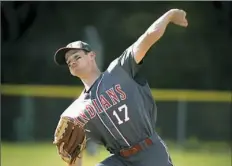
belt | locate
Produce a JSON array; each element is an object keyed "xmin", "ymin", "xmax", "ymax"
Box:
[{"xmin": 119, "ymin": 137, "xmax": 153, "ymax": 157}]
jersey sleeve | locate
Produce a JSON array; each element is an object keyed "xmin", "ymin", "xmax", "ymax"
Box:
[{"xmin": 117, "ymin": 44, "xmax": 143, "ymax": 77}]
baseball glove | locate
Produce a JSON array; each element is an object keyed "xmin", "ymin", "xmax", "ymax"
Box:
[{"xmin": 53, "ymin": 116, "xmax": 87, "ymax": 164}]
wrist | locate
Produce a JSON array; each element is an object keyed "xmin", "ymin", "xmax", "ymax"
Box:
[{"xmin": 166, "ymin": 9, "xmax": 176, "ymax": 23}]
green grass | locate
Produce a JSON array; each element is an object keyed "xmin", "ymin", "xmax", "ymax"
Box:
[{"xmin": 1, "ymin": 142, "xmax": 231, "ymax": 166}]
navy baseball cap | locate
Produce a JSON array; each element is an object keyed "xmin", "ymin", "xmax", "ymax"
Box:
[{"xmin": 54, "ymin": 41, "xmax": 92, "ymax": 65}]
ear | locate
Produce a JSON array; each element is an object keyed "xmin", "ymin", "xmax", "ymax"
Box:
[{"xmin": 89, "ymin": 51, "xmax": 96, "ymax": 60}]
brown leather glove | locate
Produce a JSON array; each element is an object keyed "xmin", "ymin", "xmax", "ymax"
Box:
[{"xmin": 53, "ymin": 116, "xmax": 87, "ymax": 165}]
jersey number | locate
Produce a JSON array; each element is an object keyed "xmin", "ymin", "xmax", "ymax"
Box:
[{"xmin": 113, "ymin": 104, "xmax": 130, "ymax": 125}]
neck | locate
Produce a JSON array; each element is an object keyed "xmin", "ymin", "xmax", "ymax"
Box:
[{"xmin": 81, "ymin": 69, "xmax": 101, "ymax": 91}]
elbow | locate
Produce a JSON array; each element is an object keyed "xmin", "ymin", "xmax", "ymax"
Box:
[
  {"xmin": 145, "ymin": 28, "xmax": 165, "ymax": 44},
  {"xmin": 134, "ymin": 30, "xmax": 162, "ymax": 55},
  {"xmin": 133, "ymin": 28, "xmax": 165, "ymax": 63}
]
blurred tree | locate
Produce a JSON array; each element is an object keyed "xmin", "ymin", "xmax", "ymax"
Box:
[
  {"xmin": 1, "ymin": 2, "xmax": 231, "ymax": 142},
  {"xmin": 1, "ymin": 1, "xmax": 231, "ymax": 90}
]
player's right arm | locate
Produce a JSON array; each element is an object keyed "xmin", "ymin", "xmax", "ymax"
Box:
[
  {"xmin": 133, "ymin": 9, "xmax": 188, "ymax": 64},
  {"xmin": 113, "ymin": 9, "xmax": 188, "ymax": 78}
]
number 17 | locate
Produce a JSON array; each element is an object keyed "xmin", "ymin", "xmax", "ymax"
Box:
[{"xmin": 113, "ymin": 104, "xmax": 130, "ymax": 125}]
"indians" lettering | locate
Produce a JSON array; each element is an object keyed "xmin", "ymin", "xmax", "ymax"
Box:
[{"xmin": 74, "ymin": 84, "xmax": 127, "ymax": 127}]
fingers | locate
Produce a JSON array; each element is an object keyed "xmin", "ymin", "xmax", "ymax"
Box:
[
  {"xmin": 181, "ymin": 18, "xmax": 188, "ymax": 27},
  {"xmin": 170, "ymin": 8, "xmax": 188, "ymax": 27},
  {"xmin": 179, "ymin": 10, "xmax": 188, "ymax": 27},
  {"xmin": 180, "ymin": 21, "xmax": 188, "ymax": 27},
  {"xmin": 173, "ymin": 17, "xmax": 188, "ymax": 27}
]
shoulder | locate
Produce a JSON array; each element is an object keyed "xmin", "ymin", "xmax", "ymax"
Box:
[
  {"xmin": 106, "ymin": 45, "xmax": 134, "ymax": 72},
  {"xmin": 106, "ymin": 58, "xmax": 120, "ymax": 73}
]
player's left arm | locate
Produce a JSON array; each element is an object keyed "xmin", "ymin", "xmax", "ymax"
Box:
[{"xmin": 133, "ymin": 9, "xmax": 188, "ymax": 64}]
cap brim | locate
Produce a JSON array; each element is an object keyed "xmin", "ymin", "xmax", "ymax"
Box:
[{"xmin": 54, "ymin": 47, "xmax": 78, "ymax": 65}]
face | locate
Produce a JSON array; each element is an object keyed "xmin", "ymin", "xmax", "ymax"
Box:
[{"xmin": 65, "ymin": 49, "xmax": 95, "ymax": 78}]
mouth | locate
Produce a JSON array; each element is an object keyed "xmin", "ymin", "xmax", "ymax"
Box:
[{"xmin": 71, "ymin": 66, "xmax": 78, "ymax": 71}]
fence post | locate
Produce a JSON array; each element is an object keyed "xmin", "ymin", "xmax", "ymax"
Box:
[
  {"xmin": 84, "ymin": 25, "xmax": 104, "ymax": 70},
  {"xmin": 15, "ymin": 96, "xmax": 35, "ymax": 142},
  {"xmin": 176, "ymin": 99, "xmax": 187, "ymax": 147}
]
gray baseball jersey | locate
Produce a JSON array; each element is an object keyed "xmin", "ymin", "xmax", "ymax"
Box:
[{"xmin": 62, "ymin": 44, "xmax": 173, "ymax": 166}]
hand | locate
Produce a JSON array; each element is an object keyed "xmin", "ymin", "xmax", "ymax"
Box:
[{"xmin": 169, "ymin": 9, "xmax": 188, "ymax": 27}]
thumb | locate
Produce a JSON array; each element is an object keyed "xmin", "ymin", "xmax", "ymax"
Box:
[{"xmin": 181, "ymin": 21, "xmax": 188, "ymax": 27}]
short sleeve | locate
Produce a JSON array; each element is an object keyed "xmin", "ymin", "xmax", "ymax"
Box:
[{"xmin": 117, "ymin": 44, "xmax": 143, "ymax": 77}]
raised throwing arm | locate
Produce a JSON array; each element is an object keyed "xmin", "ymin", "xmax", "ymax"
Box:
[{"xmin": 133, "ymin": 9, "xmax": 188, "ymax": 64}]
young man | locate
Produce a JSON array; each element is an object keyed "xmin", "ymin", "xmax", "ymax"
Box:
[{"xmin": 54, "ymin": 9, "xmax": 188, "ymax": 166}]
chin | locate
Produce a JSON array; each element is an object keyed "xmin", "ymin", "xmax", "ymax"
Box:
[
  {"xmin": 72, "ymin": 71, "xmax": 82, "ymax": 78},
  {"xmin": 71, "ymin": 72, "xmax": 79, "ymax": 77}
]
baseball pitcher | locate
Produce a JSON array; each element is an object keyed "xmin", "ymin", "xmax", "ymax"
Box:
[{"xmin": 53, "ymin": 9, "xmax": 188, "ymax": 166}]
